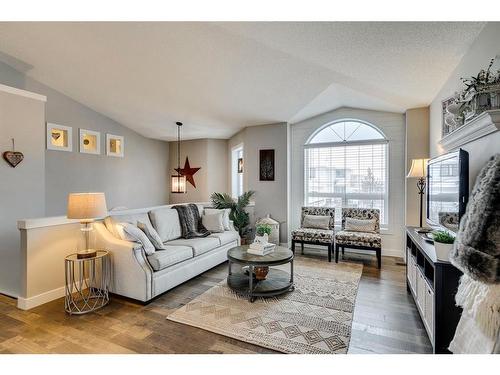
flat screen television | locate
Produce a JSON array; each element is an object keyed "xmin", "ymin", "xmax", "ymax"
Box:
[{"xmin": 426, "ymin": 149, "xmax": 469, "ymax": 233}]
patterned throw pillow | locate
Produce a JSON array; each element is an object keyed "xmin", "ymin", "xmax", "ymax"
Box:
[
  {"xmin": 302, "ymin": 214, "xmax": 330, "ymax": 230},
  {"xmin": 137, "ymin": 221, "xmax": 166, "ymax": 250},
  {"xmin": 116, "ymin": 222, "xmax": 156, "ymax": 255},
  {"xmin": 345, "ymin": 218, "xmax": 376, "ymax": 233},
  {"xmin": 202, "ymin": 213, "xmax": 225, "ymax": 233}
]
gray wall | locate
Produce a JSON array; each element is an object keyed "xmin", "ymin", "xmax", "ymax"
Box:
[
  {"xmin": 429, "ymin": 23, "xmax": 500, "ymax": 188},
  {"xmin": 0, "ymin": 61, "xmax": 170, "ymax": 215},
  {"xmin": 0, "ymin": 88, "xmax": 46, "ymax": 297},
  {"xmin": 228, "ymin": 123, "xmax": 288, "ymax": 243}
]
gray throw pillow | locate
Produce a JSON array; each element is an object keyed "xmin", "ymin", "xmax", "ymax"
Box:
[
  {"xmin": 204, "ymin": 208, "xmax": 231, "ymax": 230},
  {"xmin": 345, "ymin": 218, "xmax": 376, "ymax": 233},
  {"xmin": 303, "ymin": 214, "xmax": 330, "ymax": 230},
  {"xmin": 202, "ymin": 213, "xmax": 225, "ymax": 233},
  {"xmin": 116, "ymin": 222, "xmax": 156, "ymax": 255},
  {"xmin": 138, "ymin": 221, "xmax": 166, "ymax": 250}
]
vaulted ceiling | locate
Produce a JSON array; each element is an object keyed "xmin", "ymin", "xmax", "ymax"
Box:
[{"xmin": 0, "ymin": 22, "xmax": 486, "ymax": 140}]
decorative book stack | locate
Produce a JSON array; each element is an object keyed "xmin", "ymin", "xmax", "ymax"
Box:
[{"xmin": 247, "ymin": 242, "xmax": 275, "ymax": 256}]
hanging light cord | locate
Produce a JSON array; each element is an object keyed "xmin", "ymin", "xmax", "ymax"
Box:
[{"xmin": 176, "ymin": 122, "xmax": 183, "ymax": 177}]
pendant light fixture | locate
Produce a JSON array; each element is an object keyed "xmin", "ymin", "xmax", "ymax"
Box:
[{"xmin": 171, "ymin": 121, "xmax": 187, "ymax": 193}]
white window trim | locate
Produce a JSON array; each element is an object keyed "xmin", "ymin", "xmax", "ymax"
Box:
[{"xmin": 231, "ymin": 143, "xmax": 244, "ymax": 198}]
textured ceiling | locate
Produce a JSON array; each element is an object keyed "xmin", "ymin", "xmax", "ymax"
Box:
[{"xmin": 0, "ymin": 22, "xmax": 486, "ymax": 140}]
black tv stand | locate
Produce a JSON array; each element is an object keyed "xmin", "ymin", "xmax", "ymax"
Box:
[{"xmin": 405, "ymin": 226, "xmax": 462, "ymax": 354}]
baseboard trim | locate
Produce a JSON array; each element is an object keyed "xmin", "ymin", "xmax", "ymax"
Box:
[{"xmin": 17, "ymin": 286, "xmax": 66, "ymax": 310}]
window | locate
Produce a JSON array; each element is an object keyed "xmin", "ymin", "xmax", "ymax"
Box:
[
  {"xmin": 304, "ymin": 120, "xmax": 388, "ymax": 226},
  {"xmin": 231, "ymin": 145, "xmax": 244, "ymax": 198}
]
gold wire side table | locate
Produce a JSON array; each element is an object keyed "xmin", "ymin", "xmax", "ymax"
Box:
[{"xmin": 64, "ymin": 250, "xmax": 110, "ymax": 315}]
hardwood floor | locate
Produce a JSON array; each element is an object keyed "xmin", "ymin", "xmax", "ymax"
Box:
[{"xmin": 0, "ymin": 250, "xmax": 432, "ymax": 354}]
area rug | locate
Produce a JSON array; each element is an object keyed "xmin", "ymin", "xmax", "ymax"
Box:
[{"xmin": 167, "ymin": 257, "xmax": 363, "ymax": 354}]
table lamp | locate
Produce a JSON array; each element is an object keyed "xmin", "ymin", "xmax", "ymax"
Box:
[
  {"xmin": 67, "ymin": 192, "xmax": 108, "ymax": 259},
  {"xmin": 406, "ymin": 158, "xmax": 429, "ymax": 228}
]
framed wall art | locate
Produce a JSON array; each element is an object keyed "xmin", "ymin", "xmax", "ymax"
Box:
[
  {"xmin": 106, "ymin": 134, "xmax": 124, "ymax": 157},
  {"xmin": 259, "ymin": 149, "xmax": 275, "ymax": 181},
  {"xmin": 46, "ymin": 123, "xmax": 73, "ymax": 152},
  {"xmin": 79, "ymin": 129, "xmax": 101, "ymax": 155}
]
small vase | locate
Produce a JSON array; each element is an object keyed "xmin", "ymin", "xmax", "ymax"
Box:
[
  {"xmin": 434, "ymin": 242, "xmax": 453, "ymax": 261},
  {"xmin": 254, "ymin": 233, "xmax": 269, "ymax": 245},
  {"xmin": 254, "ymin": 266, "xmax": 269, "ymax": 280}
]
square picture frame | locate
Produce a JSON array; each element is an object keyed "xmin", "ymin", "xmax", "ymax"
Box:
[
  {"xmin": 79, "ymin": 129, "xmax": 101, "ymax": 155},
  {"xmin": 46, "ymin": 123, "xmax": 73, "ymax": 152},
  {"xmin": 106, "ymin": 134, "xmax": 124, "ymax": 157}
]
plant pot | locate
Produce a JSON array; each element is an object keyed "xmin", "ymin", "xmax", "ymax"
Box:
[
  {"xmin": 254, "ymin": 266, "xmax": 269, "ymax": 280},
  {"xmin": 434, "ymin": 242, "xmax": 454, "ymax": 261},
  {"xmin": 254, "ymin": 233, "xmax": 269, "ymax": 245},
  {"xmin": 240, "ymin": 237, "xmax": 247, "ymax": 245}
]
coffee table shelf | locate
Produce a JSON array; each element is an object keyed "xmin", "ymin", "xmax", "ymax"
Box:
[{"xmin": 227, "ymin": 245, "xmax": 294, "ymax": 302}]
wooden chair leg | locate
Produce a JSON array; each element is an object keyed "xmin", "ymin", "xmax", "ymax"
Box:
[
  {"xmin": 301, "ymin": 242, "xmax": 304, "ymax": 255},
  {"xmin": 291, "ymin": 240, "xmax": 295, "ymax": 254},
  {"xmin": 328, "ymin": 243, "xmax": 332, "ymax": 262},
  {"xmin": 342, "ymin": 246, "xmax": 345, "ymax": 256},
  {"xmin": 335, "ymin": 244, "xmax": 339, "ymax": 263},
  {"xmin": 376, "ymin": 248, "xmax": 381, "ymax": 269}
]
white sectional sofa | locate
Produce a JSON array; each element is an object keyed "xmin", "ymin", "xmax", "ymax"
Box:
[{"xmin": 93, "ymin": 204, "xmax": 240, "ymax": 302}]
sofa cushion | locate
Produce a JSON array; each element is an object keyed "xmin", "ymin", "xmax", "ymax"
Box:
[
  {"xmin": 149, "ymin": 208, "xmax": 182, "ymax": 242},
  {"xmin": 166, "ymin": 237, "xmax": 220, "ymax": 257},
  {"xmin": 209, "ymin": 231, "xmax": 240, "ymax": 246},
  {"xmin": 147, "ymin": 246, "xmax": 193, "ymax": 271}
]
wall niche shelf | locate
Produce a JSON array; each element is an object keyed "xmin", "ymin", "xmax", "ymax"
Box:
[{"xmin": 439, "ymin": 109, "xmax": 500, "ymax": 151}]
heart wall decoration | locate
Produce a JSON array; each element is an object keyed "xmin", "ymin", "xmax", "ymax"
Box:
[{"xmin": 2, "ymin": 139, "xmax": 24, "ymax": 168}]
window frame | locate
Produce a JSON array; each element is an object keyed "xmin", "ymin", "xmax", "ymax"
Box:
[
  {"xmin": 303, "ymin": 119, "xmax": 390, "ymax": 229},
  {"xmin": 231, "ymin": 143, "xmax": 244, "ymax": 198}
]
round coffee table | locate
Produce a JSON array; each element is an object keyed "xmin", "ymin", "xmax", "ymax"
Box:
[{"xmin": 227, "ymin": 245, "xmax": 294, "ymax": 302}]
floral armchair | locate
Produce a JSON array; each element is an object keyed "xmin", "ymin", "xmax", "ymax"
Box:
[
  {"xmin": 291, "ymin": 206, "xmax": 335, "ymax": 262},
  {"xmin": 334, "ymin": 208, "xmax": 381, "ymax": 268}
]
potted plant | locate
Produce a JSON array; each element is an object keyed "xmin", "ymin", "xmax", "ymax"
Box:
[
  {"xmin": 432, "ymin": 230, "xmax": 455, "ymax": 261},
  {"xmin": 255, "ymin": 223, "xmax": 272, "ymax": 244},
  {"xmin": 210, "ymin": 191, "xmax": 255, "ymax": 244}
]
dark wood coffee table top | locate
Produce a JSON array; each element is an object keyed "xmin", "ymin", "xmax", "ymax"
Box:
[{"xmin": 227, "ymin": 245, "xmax": 293, "ymax": 266}]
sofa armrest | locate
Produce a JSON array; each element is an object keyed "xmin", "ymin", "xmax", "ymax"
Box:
[{"xmin": 94, "ymin": 222, "xmax": 153, "ymax": 301}]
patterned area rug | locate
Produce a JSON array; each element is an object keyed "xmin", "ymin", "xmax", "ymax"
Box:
[{"xmin": 167, "ymin": 257, "xmax": 363, "ymax": 354}]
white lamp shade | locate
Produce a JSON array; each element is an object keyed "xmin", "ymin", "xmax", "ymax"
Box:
[
  {"xmin": 407, "ymin": 158, "xmax": 429, "ymax": 178},
  {"xmin": 67, "ymin": 192, "xmax": 108, "ymax": 220},
  {"xmin": 171, "ymin": 175, "xmax": 187, "ymax": 193}
]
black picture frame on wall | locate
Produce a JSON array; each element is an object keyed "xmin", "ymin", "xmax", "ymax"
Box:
[{"xmin": 259, "ymin": 149, "xmax": 275, "ymax": 181}]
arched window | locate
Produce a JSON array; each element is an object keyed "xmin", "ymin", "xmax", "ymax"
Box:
[{"xmin": 304, "ymin": 120, "xmax": 388, "ymax": 225}]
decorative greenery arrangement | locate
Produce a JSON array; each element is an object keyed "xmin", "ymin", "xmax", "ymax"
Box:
[
  {"xmin": 446, "ymin": 58, "xmax": 500, "ymax": 127},
  {"xmin": 210, "ymin": 191, "xmax": 255, "ymax": 237},
  {"xmin": 432, "ymin": 230, "xmax": 455, "ymax": 244},
  {"xmin": 256, "ymin": 223, "xmax": 272, "ymax": 237}
]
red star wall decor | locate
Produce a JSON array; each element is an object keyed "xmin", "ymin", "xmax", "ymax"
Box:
[{"xmin": 175, "ymin": 157, "xmax": 201, "ymax": 188}]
